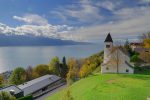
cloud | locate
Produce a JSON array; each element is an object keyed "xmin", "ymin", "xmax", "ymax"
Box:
[
  {"xmin": 63, "ymin": 6, "xmax": 150, "ymax": 41},
  {"xmin": 96, "ymin": 1, "xmax": 116, "ymax": 11},
  {"xmin": 51, "ymin": 0, "xmax": 102, "ymax": 23},
  {"xmin": 13, "ymin": 14, "xmax": 48, "ymax": 25},
  {"xmin": 0, "ymin": 23, "xmax": 76, "ymax": 40},
  {"xmin": 1, "ymin": 1, "xmax": 150, "ymax": 42},
  {"xmin": 140, "ymin": 0, "xmax": 150, "ymax": 3}
]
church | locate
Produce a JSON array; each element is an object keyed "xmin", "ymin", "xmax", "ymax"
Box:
[{"xmin": 101, "ymin": 33, "xmax": 134, "ymax": 74}]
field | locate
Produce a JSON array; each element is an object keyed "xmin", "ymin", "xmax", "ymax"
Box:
[{"xmin": 46, "ymin": 74, "xmax": 150, "ymax": 100}]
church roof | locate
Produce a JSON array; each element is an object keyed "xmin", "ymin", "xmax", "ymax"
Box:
[{"xmin": 104, "ymin": 33, "xmax": 113, "ymax": 42}]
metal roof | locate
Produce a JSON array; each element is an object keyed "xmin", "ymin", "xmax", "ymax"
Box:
[
  {"xmin": 0, "ymin": 85, "xmax": 23, "ymax": 94},
  {"xmin": 18, "ymin": 75, "xmax": 61, "ymax": 96}
]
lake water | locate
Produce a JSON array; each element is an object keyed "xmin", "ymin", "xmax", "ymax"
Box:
[{"xmin": 0, "ymin": 44, "xmax": 103, "ymax": 73}]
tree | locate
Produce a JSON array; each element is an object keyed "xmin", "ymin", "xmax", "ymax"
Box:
[
  {"xmin": 49, "ymin": 56, "xmax": 60, "ymax": 75},
  {"xmin": 142, "ymin": 32, "xmax": 150, "ymax": 48},
  {"xmin": 61, "ymin": 89, "xmax": 74, "ymax": 100},
  {"xmin": 9, "ymin": 67, "xmax": 26, "ymax": 85},
  {"xmin": 79, "ymin": 60, "xmax": 97, "ymax": 78},
  {"xmin": 33, "ymin": 64, "xmax": 50, "ymax": 78},
  {"xmin": 26, "ymin": 66, "xmax": 33, "ymax": 81},
  {"xmin": 124, "ymin": 39, "xmax": 130, "ymax": 49},
  {"xmin": 0, "ymin": 75, "xmax": 4, "ymax": 87},
  {"xmin": 79, "ymin": 64, "xmax": 89, "ymax": 78},
  {"xmin": 144, "ymin": 39, "xmax": 150, "ymax": 48},
  {"xmin": 108, "ymin": 46, "xmax": 123, "ymax": 73},
  {"xmin": 139, "ymin": 51, "xmax": 150, "ymax": 63},
  {"xmin": 59, "ymin": 56, "xmax": 68, "ymax": 78},
  {"xmin": 67, "ymin": 58, "xmax": 79, "ymax": 85},
  {"xmin": 0, "ymin": 91, "xmax": 16, "ymax": 100},
  {"xmin": 62, "ymin": 56, "xmax": 67, "ymax": 66}
]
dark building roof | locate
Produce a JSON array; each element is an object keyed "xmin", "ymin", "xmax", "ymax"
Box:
[{"xmin": 104, "ymin": 33, "xmax": 113, "ymax": 42}]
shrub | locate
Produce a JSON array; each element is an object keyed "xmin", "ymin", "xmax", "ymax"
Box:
[
  {"xmin": 0, "ymin": 91, "xmax": 16, "ymax": 100},
  {"xmin": 130, "ymin": 55, "xmax": 139, "ymax": 62},
  {"xmin": 17, "ymin": 95, "xmax": 33, "ymax": 100}
]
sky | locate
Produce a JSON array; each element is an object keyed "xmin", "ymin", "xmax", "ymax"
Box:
[{"xmin": 0, "ymin": 0, "xmax": 150, "ymax": 42}]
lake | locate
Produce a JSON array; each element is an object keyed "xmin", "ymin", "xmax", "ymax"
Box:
[{"xmin": 0, "ymin": 44, "xmax": 103, "ymax": 73}]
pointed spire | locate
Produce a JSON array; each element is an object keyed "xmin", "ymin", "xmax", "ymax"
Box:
[{"xmin": 104, "ymin": 33, "xmax": 113, "ymax": 42}]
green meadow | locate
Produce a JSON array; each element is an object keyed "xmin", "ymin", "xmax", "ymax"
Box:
[{"xmin": 47, "ymin": 74, "xmax": 150, "ymax": 100}]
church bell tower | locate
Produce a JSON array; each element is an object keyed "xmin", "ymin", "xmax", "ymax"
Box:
[{"xmin": 103, "ymin": 33, "xmax": 113, "ymax": 63}]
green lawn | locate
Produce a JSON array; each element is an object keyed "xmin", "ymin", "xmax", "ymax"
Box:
[{"xmin": 46, "ymin": 74, "xmax": 150, "ymax": 100}]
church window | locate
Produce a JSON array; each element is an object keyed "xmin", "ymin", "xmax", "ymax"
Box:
[
  {"xmin": 126, "ymin": 69, "xmax": 129, "ymax": 72},
  {"xmin": 106, "ymin": 45, "xmax": 110, "ymax": 48},
  {"xmin": 106, "ymin": 67, "xmax": 109, "ymax": 70}
]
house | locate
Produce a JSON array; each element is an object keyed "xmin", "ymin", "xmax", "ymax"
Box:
[
  {"xmin": 130, "ymin": 42, "xmax": 143, "ymax": 51},
  {"xmin": 18, "ymin": 75, "xmax": 65, "ymax": 98},
  {"xmin": 101, "ymin": 33, "xmax": 134, "ymax": 74},
  {"xmin": 0, "ymin": 85, "xmax": 23, "ymax": 99},
  {"xmin": 130, "ymin": 41, "xmax": 150, "ymax": 63}
]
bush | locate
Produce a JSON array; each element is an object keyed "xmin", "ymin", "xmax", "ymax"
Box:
[
  {"xmin": 130, "ymin": 55, "xmax": 139, "ymax": 62},
  {"xmin": 17, "ymin": 95, "xmax": 33, "ymax": 100},
  {"xmin": 0, "ymin": 91, "xmax": 16, "ymax": 100}
]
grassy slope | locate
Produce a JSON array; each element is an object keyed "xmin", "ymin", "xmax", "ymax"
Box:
[{"xmin": 47, "ymin": 74, "xmax": 150, "ymax": 100}]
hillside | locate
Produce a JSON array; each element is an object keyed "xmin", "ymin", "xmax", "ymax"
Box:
[{"xmin": 46, "ymin": 74, "xmax": 150, "ymax": 100}]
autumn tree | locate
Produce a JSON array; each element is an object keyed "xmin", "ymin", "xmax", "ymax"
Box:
[
  {"xmin": 9, "ymin": 67, "xmax": 26, "ymax": 85},
  {"xmin": 79, "ymin": 64, "xmax": 89, "ymax": 78},
  {"xmin": 33, "ymin": 64, "xmax": 50, "ymax": 78},
  {"xmin": 144, "ymin": 39, "xmax": 150, "ymax": 48},
  {"xmin": 61, "ymin": 89, "xmax": 74, "ymax": 100},
  {"xmin": 67, "ymin": 58, "xmax": 79, "ymax": 85},
  {"xmin": 26, "ymin": 66, "xmax": 33, "ymax": 81},
  {"xmin": 0, "ymin": 75, "xmax": 4, "ymax": 87},
  {"xmin": 142, "ymin": 32, "xmax": 150, "ymax": 48},
  {"xmin": 139, "ymin": 51, "xmax": 150, "ymax": 63},
  {"xmin": 79, "ymin": 61, "xmax": 98, "ymax": 78}
]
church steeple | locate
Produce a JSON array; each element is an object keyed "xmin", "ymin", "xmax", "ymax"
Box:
[
  {"xmin": 103, "ymin": 33, "xmax": 113, "ymax": 63},
  {"xmin": 104, "ymin": 33, "xmax": 113, "ymax": 42}
]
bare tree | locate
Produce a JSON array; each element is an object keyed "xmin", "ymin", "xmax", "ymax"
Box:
[
  {"xmin": 107, "ymin": 40, "xmax": 124, "ymax": 73},
  {"xmin": 108, "ymin": 46, "xmax": 123, "ymax": 73}
]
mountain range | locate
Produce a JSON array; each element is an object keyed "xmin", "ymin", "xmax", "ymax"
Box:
[{"xmin": 0, "ymin": 34, "xmax": 88, "ymax": 46}]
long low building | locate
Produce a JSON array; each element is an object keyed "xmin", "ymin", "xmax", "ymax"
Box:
[
  {"xmin": 18, "ymin": 74, "xmax": 65, "ymax": 98},
  {"xmin": 0, "ymin": 74, "xmax": 66, "ymax": 99}
]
